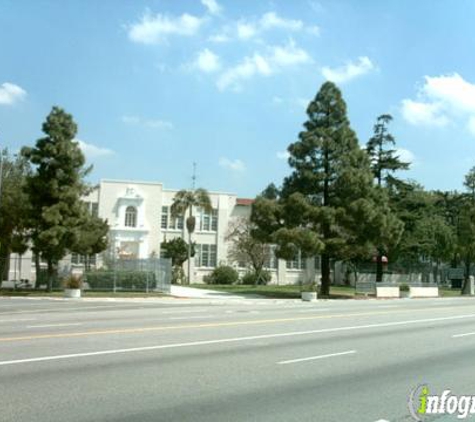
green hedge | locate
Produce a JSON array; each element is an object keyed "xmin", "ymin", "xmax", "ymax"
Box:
[
  {"xmin": 204, "ymin": 265, "xmax": 239, "ymax": 285},
  {"xmin": 85, "ymin": 271, "xmax": 157, "ymax": 290}
]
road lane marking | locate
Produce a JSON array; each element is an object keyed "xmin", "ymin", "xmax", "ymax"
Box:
[
  {"xmin": 161, "ymin": 309, "xmax": 209, "ymax": 315},
  {"xmin": 0, "ymin": 318, "xmax": 37, "ymax": 323},
  {"xmin": 1, "ymin": 307, "xmax": 474, "ymax": 343},
  {"xmin": 298, "ymin": 308, "xmax": 330, "ymax": 313},
  {"xmin": 452, "ymin": 331, "xmax": 475, "ymax": 338},
  {"xmin": 2, "ymin": 314, "xmax": 475, "ymax": 366},
  {"xmin": 277, "ymin": 350, "xmax": 356, "ymax": 365},
  {"xmin": 26, "ymin": 323, "xmax": 83, "ymax": 329},
  {"xmin": 168, "ymin": 316, "xmax": 214, "ymax": 321}
]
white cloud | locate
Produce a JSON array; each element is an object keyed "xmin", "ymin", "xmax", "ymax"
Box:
[
  {"xmin": 235, "ymin": 12, "xmax": 314, "ymax": 41},
  {"xmin": 0, "ymin": 82, "xmax": 27, "ymax": 105},
  {"xmin": 75, "ymin": 139, "xmax": 114, "ymax": 158},
  {"xmin": 122, "ymin": 115, "xmax": 173, "ymax": 129},
  {"xmin": 394, "ymin": 148, "xmax": 415, "ymax": 164},
  {"xmin": 401, "ymin": 73, "xmax": 475, "ymax": 134},
  {"xmin": 321, "ymin": 56, "xmax": 375, "ymax": 84},
  {"xmin": 145, "ymin": 119, "xmax": 174, "ymax": 129},
  {"xmin": 260, "ymin": 12, "xmax": 303, "ymax": 31},
  {"xmin": 194, "ymin": 48, "xmax": 221, "ymax": 73},
  {"xmin": 276, "ymin": 151, "xmax": 290, "ymax": 160},
  {"xmin": 400, "ymin": 100, "xmax": 449, "ymax": 127},
  {"xmin": 307, "ymin": 25, "xmax": 320, "ymax": 36},
  {"xmin": 217, "ymin": 41, "xmax": 311, "ymax": 91},
  {"xmin": 128, "ymin": 11, "xmax": 203, "ymax": 44},
  {"xmin": 201, "ymin": 0, "xmax": 222, "ymax": 15},
  {"xmin": 422, "ymin": 73, "xmax": 475, "ymax": 114},
  {"xmin": 219, "ymin": 157, "xmax": 246, "ymax": 171},
  {"xmin": 209, "ymin": 33, "xmax": 230, "ymax": 43},
  {"xmin": 270, "ymin": 40, "xmax": 311, "ymax": 66},
  {"xmin": 237, "ymin": 22, "xmax": 257, "ymax": 40}
]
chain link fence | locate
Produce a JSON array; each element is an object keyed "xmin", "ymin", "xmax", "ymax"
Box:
[{"xmin": 0, "ymin": 256, "xmax": 172, "ymax": 294}]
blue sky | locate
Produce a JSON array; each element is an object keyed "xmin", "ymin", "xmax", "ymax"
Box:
[{"xmin": 1, "ymin": 0, "xmax": 475, "ymax": 197}]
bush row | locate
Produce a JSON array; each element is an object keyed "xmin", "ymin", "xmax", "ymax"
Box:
[
  {"xmin": 203, "ymin": 265, "xmax": 271, "ymax": 285},
  {"xmin": 85, "ymin": 271, "xmax": 157, "ymax": 290}
]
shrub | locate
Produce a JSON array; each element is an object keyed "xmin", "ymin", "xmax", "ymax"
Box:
[
  {"xmin": 85, "ymin": 271, "xmax": 157, "ymax": 290},
  {"xmin": 399, "ymin": 283, "xmax": 410, "ymax": 292},
  {"xmin": 205, "ymin": 265, "xmax": 239, "ymax": 285},
  {"xmin": 241, "ymin": 270, "xmax": 272, "ymax": 285},
  {"xmin": 63, "ymin": 274, "xmax": 82, "ymax": 289}
]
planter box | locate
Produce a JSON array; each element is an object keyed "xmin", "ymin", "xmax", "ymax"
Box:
[
  {"xmin": 376, "ymin": 286, "xmax": 399, "ymax": 298},
  {"xmin": 400, "ymin": 291, "xmax": 410, "ymax": 298},
  {"xmin": 301, "ymin": 292, "xmax": 317, "ymax": 302},
  {"xmin": 64, "ymin": 288, "xmax": 81, "ymax": 299},
  {"xmin": 409, "ymin": 286, "xmax": 439, "ymax": 298}
]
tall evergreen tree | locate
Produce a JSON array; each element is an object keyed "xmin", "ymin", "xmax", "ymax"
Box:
[
  {"xmin": 366, "ymin": 114, "xmax": 408, "ymax": 281},
  {"xmin": 252, "ymin": 82, "xmax": 396, "ymax": 296},
  {"xmin": 0, "ymin": 149, "xmax": 31, "ymax": 281},
  {"xmin": 22, "ymin": 107, "xmax": 92, "ymax": 291}
]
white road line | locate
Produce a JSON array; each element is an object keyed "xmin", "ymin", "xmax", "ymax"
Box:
[
  {"xmin": 26, "ymin": 323, "xmax": 83, "ymax": 329},
  {"xmin": 452, "ymin": 331, "xmax": 475, "ymax": 338},
  {"xmin": 376, "ymin": 305, "xmax": 398, "ymax": 309},
  {"xmin": 0, "ymin": 318, "xmax": 37, "ymax": 323},
  {"xmin": 161, "ymin": 309, "xmax": 209, "ymax": 315},
  {"xmin": 298, "ymin": 308, "xmax": 330, "ymax": 313},
  {"xmin": 277, "ymin": 350, "xmax": 356, "ymax": 365},
  {"xmin": 168, "ymin": 316, "xmax": 214, "ymax": 321},
  {"xmin": 1, "ymin": 313, "xmax": 475, "ymax": 367}
]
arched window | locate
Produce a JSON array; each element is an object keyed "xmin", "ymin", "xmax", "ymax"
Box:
[{"xmin": 125, "ymin": 206, "xmax": 137, "ymax": 227}]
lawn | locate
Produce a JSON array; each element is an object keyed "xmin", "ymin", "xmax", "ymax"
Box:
[{"xmin": 190, "ymin": 284, "xmax": 356, "ymax": 299}]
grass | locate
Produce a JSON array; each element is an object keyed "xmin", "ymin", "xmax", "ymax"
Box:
[
  {"xmin": 190, "ymin": 284, "xmax": 357, "ymax": 299},
  {"xmin": 0, "ymin": 289, "xmax": 166, "ymax": 298}
]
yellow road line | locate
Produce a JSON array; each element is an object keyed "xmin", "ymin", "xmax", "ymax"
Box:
[{"xmin": 0, "ymin": 304, "xmax": 472, "ymax": 343}]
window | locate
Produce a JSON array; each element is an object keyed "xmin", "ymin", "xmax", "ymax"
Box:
[
  {"xmin": 161, "ymin": 206, "xmax": 168, "ymax": 229},
  {"xmin": 125, "ymin": 206, "xmax": 137, "ymax": 227},
  {"xmin": 71, "ymin": 253, "xmax": 96, "ymax": 266},
  {"xmin": 83, "ymin": 201, "xmax": 99, "ymax": 217},
  {"xmin": 264, "ymin": 246, "xmax": 278, "ymax": 270},
  {"xmin": 195, "ymin": 244, "xmax": 217, "ymax": 267},
  {"xmin": 200, "ymin": 209, "xmax": 218, "ymax": 231},
  {"xmin": 314, "ymin": 256, "xmax": 321, "ymax": 271},
  {"xmin": 161, "ymin": 206, "xmax": 184, "ymax": 230},
  {"xmin": 286, "ymin": 250, "xmax": 307, "ymax": 270}
]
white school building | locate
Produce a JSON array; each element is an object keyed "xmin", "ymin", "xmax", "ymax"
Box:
[{"xmin": 6, "ymin": 179, "xmax": 321, "ymax": 285}]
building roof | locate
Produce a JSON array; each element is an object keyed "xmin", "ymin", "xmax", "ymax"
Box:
[{"xmin": 236, "ymin": 198, "xmax": 254, "ymax": 206}]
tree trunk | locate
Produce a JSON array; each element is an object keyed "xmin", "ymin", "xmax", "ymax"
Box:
[
  {"xmin": 47, "ymin": 259, "xmax": 54, "ymax": 293},
  {"xmin": 187, "ymin": 208, "xmax": 193, "ymax": 286},
  {"xmin": 462, "ymin": 254, "xmax": 471, "ymax": 294},
  {"xmin": 0, "ymin": 245, "xmax": 10, "ymax": 283},
  {"xmin": 376, "ymin": 251, "xmax": 383, "ymax": 283},
  {"xmin": 34, "ymin": 253, "xmax": 40, "ymax": 289},
  {"xmin": 320, "ymin": 253, "xmax": 330, "ymax": 297}
]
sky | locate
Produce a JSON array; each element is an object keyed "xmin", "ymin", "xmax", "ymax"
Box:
[{"xmin": 1, "ymin": 0, "xmax": 475, "ymax": 197}]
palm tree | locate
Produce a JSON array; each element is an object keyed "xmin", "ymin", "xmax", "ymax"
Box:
[{"xmin": 171, "ymin": 188, "xmax": 212, "ymax": 284}]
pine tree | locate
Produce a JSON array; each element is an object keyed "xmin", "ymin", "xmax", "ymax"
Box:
[
  {"xmin": 253, "ymin": 82, "xmax": 389, "ymax": 296},
  {"xmin": 22, "ymin": 107, "xmax": 91, "ymax": 291},
  {"xmin": 366, "ymin": 114, "xmax": 408, "ymax": 281}
]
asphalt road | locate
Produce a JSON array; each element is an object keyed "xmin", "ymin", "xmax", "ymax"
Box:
[{"xmin": 1, "ymin": 295, "xmax": 475, "ymax": 422}]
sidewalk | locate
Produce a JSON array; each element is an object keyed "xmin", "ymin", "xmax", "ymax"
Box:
[{"xmin": 169, "ymin": 285, "xmax": 263, "ymax": 299}]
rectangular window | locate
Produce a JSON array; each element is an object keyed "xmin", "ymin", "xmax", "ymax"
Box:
[
  {"xmin": 286, "ymin": 250, "xmax": 306, "ymax": 270},
  {"xmin": 161, "ymin": 206, "xmax": 184, "ymax": 230},
  {"xmin": 200, "ymin": 209, "xmax": 218, "ymax": 232},
  {"xmin": 264, "ymin": 245, "xmax": 278, "ymax": 269},
  {"xmin": 91, "ymin": 203, "xmax": 99, "ymax": 217},
  {"xmin": 71, "ymin": 254, "xmax": 96, "ymax": 266},
  {"xmin": 195, "ymin": 244, "xmax": 217, "ymax": 267},
  {"xmin": 161, "ymin": 206, "xmax": 168, "ymax": 229}
]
